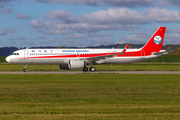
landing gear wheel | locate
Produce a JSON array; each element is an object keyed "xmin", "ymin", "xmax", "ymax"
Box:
[
  {"xmin": 23, "ymin": 64, "xmax": 28, "ymax": 72},
  {"xmin": 23, "ymin": 68, "xmax": 28, "ymax": 72},
  {"xmin": 90, "ymin": 67, "xmax": 96, "ymax": 72},
  {"xmin": 83, "ymin": 67, "xmax": 88, "ymax": 72}
]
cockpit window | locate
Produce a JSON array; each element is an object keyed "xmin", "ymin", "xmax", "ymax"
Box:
[{"xmin": 12, "ymin": 53, "xmax": 19, "ymax": 55}]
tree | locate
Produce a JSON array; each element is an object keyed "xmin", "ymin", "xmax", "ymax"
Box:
[{"xmin": 171, "ymin": 48, "xmax": 180, "ymax": 56}]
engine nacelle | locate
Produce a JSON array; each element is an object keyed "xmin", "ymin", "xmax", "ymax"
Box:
[
  {"xmin": 68, "ymin": 60, "xmax": 85, "ymax": 69},
  {"xmin": 59, "ymin": 60, "xmax": 85, "ymax": 70}
]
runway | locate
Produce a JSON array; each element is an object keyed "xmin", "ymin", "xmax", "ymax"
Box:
[{"xmin": 0, "ymin": 71, "xmax": 180, "ymax": 74}]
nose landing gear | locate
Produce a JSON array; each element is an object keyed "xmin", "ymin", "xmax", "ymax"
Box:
[{"xmin": 23, "ymin": 65, "xmax": 28, "ymax": 72}]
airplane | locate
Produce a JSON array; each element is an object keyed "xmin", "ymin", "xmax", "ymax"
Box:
[{"xmin": 6, "ymin": 27, "xmax": 168, "ymax": 72}]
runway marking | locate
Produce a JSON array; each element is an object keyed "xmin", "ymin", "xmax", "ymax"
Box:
[{"xmin": 0, "ymin": 71, "xmax": 180, "ymax": 74}]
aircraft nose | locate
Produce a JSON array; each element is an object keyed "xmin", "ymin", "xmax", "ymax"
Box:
[{"xmin": 6, "ymin": 56, "xmax": 10, "ymax": 63}]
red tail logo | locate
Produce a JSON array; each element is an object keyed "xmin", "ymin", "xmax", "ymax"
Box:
[{"xmin": 142, "ymin": 27, "xmax": 166, "ymax": 53}]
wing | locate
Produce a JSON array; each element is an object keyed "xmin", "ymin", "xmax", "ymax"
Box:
[{"xmin": 83, "ymin": 43, "xmax": 129, "ymax": 62}]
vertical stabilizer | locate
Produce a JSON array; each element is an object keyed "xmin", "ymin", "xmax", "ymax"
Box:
[{"xmin": 141, "ymin": 27, "xmax": 166, "ymax": 53}]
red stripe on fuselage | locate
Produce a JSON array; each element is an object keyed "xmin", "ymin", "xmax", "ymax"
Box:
[{"xmin": 27, "ymin": 51, "xmax": 151, "ymax": 59}]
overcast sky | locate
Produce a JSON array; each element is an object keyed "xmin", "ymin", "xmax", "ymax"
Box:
[{"xmin": 0, "ymin": 0, "xmax": 180, "ymax": 47}]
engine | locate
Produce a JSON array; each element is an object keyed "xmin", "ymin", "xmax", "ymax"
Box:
[
  {"xmin": 59, "ymin": 64, "xmax": 69, "ymax": 69},
  {"xmin": 59, "ymin": 60, "xmax": 85, "ymax": 69},
  {"xmin": 68, "ymin": 60, "xmax": 85, "ymax": 69}
]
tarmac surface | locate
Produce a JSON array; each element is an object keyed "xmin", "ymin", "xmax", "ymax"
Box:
[{"xmin": 0, "ymin": 71, "xmax": 180, "ymax": 74}]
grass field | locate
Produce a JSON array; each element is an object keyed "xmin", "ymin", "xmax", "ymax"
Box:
[
  {"xmin": 0, "ymin": 74, "xmax": 180, "ymax": 119},
  {"xmin": 1, "ymin": 62, "xmax": 180, "ymax": 71},
  {"xmin": 0, "ymin": 56, "xmax": 6, "ymax": 62},
  {"xmin": 145, "ymin": 56, "xmax": 180, "ymax": 62}
]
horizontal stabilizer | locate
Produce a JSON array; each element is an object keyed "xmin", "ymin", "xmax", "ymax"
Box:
[{"xmin": 152, "ymin": 50, "xmax": 169, "ymax": 56}]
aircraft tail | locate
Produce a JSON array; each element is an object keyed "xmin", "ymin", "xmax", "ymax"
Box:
[{"xmin": 141, "ymin": 27, "xmax": 166, "ymax": 53}]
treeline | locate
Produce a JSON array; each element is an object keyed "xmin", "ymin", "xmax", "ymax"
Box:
[
  {"xmin": 0, "ymin": 44, "xmax": 180, "ymax": 56},
  {"xmin": 170, "ymin": 48, "xmax": 180, "ymax": 56}
]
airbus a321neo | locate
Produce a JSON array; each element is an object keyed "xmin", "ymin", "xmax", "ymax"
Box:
[{"xmin": 6, "ymin": 27, "xmax": 168, "ymax": 72}]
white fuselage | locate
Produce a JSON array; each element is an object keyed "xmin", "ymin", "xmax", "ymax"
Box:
[{"xmin": 6, "ymin": 48, "xmax": 158, "ymax": 65}]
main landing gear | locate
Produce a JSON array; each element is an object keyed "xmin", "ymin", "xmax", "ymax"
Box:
[
  {"xmin": 83, "ymin": 63, "xmax": 96, "ymax": 72},
  {"xmin": 83, "ymin": 67, "xmax": 96, "ymax": 72},
  {"xmin": 90, "ymin": 67, "xmax": 96, "ymax": 72},
  {"xmin": 83, "ymin": 67, "xmax": 88, "ymax": 72},
  {"xmin": 23, "ymin": 65, "xmax": 28, "ymax": 72}
]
